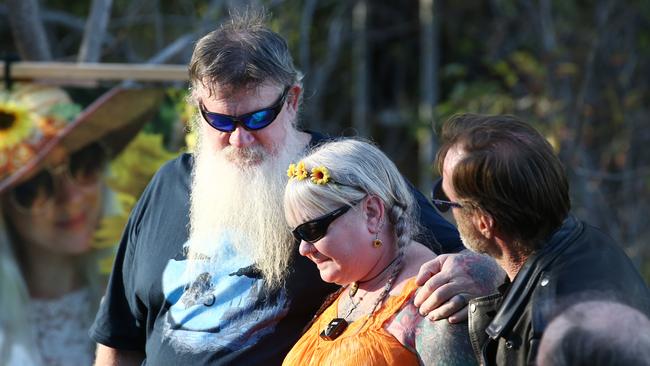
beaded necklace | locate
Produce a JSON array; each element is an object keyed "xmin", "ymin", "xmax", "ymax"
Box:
[{"xmin": 319, "ymin": 251, "xmax": 404, "ymax": 341}]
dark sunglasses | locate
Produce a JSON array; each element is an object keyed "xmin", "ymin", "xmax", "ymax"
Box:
[
  {"xmin": 10, "ymin": 143, "xmax": 109, "ymax": 212},
  {"xmin": 292, "ymin": 201, "xmax": 360, "ymax": 243},
  {"xmin": 199, "ymin": 86, "xmax": 291, "ymax": 133},
  {"xmin": 431, "ymin": 178, "xmax": 463, "ymax": 212}
]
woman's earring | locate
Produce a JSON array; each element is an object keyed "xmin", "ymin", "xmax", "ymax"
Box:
[
  {"xmin": 372, "ymin": 220, "xmax": 384, "ymax": 248},
  {"xmin": 372, "ymin": 236, "xmax": 382, "ymax": 248}
]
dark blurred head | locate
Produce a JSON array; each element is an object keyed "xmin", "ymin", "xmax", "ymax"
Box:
[
  {"xmin": 537, "ymin": 301, "xmax": 650, "ymax": 366},
  {"xmin": 436, "ymin": 114, "xmax": 570, "ymax": 249}
]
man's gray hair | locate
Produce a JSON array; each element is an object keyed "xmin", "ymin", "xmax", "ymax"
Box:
[{"xmin": 189, "ymin": 9, "xmax": 302, "ymax": 96}]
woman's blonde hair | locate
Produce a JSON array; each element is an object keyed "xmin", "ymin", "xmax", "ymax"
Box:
[{"xmin": 284, "ymin": 138, "xmax": 420, "ymax": 252}]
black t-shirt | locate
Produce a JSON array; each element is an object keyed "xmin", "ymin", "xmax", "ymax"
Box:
[{"xmin": 90, "ymin": 132, "xmax": 462, "ymax": 365}]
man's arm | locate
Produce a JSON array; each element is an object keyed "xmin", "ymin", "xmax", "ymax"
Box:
[
  {"xmin": 90, "ymin": 169, "xmax": 159, "ymax": 362},
  {"xmin": 414, "ymin": 251, "xmax": 505, "ymax": 323},
  {"xmin": 94, "ymin": 344, "xmax": 145, "ymax": 366}
]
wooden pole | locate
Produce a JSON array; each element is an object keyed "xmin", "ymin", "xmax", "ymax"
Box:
[{"xmin": 1, "ymin": 62, "xmax": 188, "ymax": 83}]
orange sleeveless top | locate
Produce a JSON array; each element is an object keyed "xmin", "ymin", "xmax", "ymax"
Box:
[{"xmin": 283, "ymin": 278, "xmax": 419, "ymax": 366}]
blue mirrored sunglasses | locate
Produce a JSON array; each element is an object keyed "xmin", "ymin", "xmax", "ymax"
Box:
[
  {"xmin": 431, "ymin": 178, "xmax": 463, "ymax": 212},
  {"xmin": 199, "ymin": 86, "xmax": 290, "ymax": 133}
]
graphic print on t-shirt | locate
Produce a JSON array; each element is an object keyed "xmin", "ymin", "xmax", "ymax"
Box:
[{"xmin": 161, "ymin": 236, "xmax": 290, "ymax": 353}]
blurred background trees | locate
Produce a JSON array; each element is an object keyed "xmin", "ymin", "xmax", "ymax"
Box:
[{"xmin": 1, "ymin": 0, "xmax": 649, "ymax": 279}]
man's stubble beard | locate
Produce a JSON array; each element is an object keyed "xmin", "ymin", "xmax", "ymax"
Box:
[
  {"xmin": 456, "ymin": 209, "xmax": 532, "ymax": 260},
  {"xmin": 186, "ymin": 121, "xmax": 305, "ymax": 291},
  {"xmin": 456, "ymin": 210, "xmax": 494, "ymax": 256}
]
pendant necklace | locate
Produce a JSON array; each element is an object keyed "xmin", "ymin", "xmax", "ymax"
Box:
[{"xmin": 320, "ymin": 252, "xmax": 403, "ymax": 341}]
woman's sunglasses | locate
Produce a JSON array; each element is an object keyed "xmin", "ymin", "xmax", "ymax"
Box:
[
  {"xmin": 10, "ymin": 143, "xmax": 109, "ymax": 213},
  {"xmin": 292, "ymin": 201, "xmax": 361, "ymax": 243},
  {"xmin": 431, "ymin": 178, "xmax": 463, "ymax": 212},
  {"xmin": 199, "ymin": 86, "xmax": 290, "ymax": 133}
]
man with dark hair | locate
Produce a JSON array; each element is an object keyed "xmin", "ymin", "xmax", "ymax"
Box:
[
  {"xmin": 432, "ymin": 113, "xmax": 650, "ymax": 365},
  {"xmin": 536, "ymin": 301, "xmax": 650, "ymax": 366},
  {"xmin": 89, "ymin": 13, "xmax": 500, "ymax": 365}
]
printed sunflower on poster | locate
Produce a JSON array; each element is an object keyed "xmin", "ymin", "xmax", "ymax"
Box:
[
  {"xmin": 0, "ymin": 101, "xmax": 35, "ymax": 150},
  {"xmin": 0, "ymin": 84, "xmax": 81, "ymax": 180}
]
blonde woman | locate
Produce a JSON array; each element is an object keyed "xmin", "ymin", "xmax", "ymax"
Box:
[{"xmin": 283, "ymin": 139, "xmax": 476, "ymax": 365}]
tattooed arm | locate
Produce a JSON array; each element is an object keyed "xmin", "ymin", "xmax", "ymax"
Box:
[
  {"xmin": 413, "ymin": 250, "xmax": 505, "ymax": 322},
  {"xmin": 385, "ymin": 299, "xmax": 478, "ymax": 366}
]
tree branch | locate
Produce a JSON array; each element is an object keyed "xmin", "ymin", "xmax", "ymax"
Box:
[
  {"xmin": 299, "ymin": 0, "xmax": 318, "ymax": 80},
  {"xmin": 6, "ymin": 0, "xmax": 52, "ymax": 60},
  {"xmin": 78, "ymin": 0, "xmax": 114, "ymax": 62}
]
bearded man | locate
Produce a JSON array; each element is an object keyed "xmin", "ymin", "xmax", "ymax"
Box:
[{"xmin": 91, "ymin": 12, "xmax": 500, "ymax": 365}]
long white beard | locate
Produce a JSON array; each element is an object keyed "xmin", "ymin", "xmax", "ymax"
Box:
[{"xmin": 186, "ymin": 126, "xmax": 304, "ymax": 290}]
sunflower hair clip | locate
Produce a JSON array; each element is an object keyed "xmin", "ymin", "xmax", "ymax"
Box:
[{"xmin": 287, "ymin": 161, "xmax": 331, "ymax": 185}]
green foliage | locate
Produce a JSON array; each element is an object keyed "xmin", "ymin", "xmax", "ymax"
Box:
[
  {"xmin": 107, "ymin": 133, "xmax": 176, "ymax": 198},
  {"xmin": 48, "ymin": 102, "xmax": 82, "ymax": 122}
]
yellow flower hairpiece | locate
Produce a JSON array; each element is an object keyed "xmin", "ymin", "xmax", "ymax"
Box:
[
  {"xmin": 288, "ymin": 162, "xmax": 332, "ymax": 185},
  {"xmin": 310, "ymin": 166, "xmax": 330, "ymax": 185},
  {"xmin": 294, "ymin": 161, "xmax": 308, "ymax": 180},
  {"xmin": 287, "ymin": 163, "xmax": 296, "ymax": 178}
]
